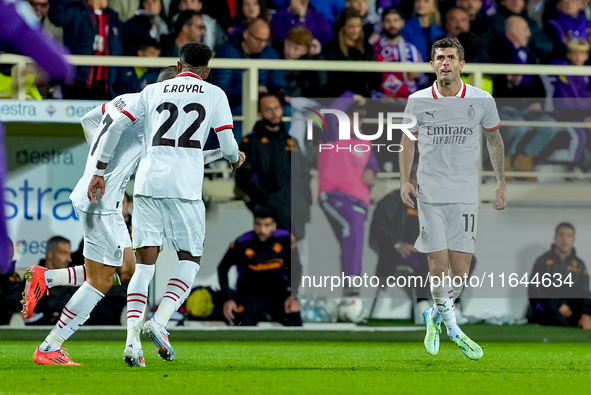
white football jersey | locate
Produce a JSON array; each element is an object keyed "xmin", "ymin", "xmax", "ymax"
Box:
[
  {"xmin": 70, "ymin": 94, "xmax": 143, "ymax": 214},
  {"xmin": 108, "ymin": 72, "xmax": 239, "ymax": 200},
  {"xmin": 404, "ymin": 80, "xmax": 501, "ymax": 204}
]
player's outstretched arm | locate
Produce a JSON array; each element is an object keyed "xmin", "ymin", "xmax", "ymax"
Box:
[
  {"xmin": 399, "ymin": 133, "xmax": 417, "ymax": 208},
  {"xmin": 484, "ymin": 128, "xmax": 508, "ymax": 210}
]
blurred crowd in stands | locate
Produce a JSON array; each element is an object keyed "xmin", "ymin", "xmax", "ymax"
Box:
[{"xmin": 2, "ymin": 0, "xmax": 591, "ymax": 172}]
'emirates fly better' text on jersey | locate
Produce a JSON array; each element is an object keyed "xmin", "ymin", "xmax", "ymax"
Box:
[
  {"xmin": 404, "ymin": 81, "xmax": 501, "ymax": 204},
  {"xmin": 70, "ymin": 94, "xmax": 143, "ymax": 214},
  {"xmin": 101, "ymin": 72, "xmax": 239, "ymax": 200}
]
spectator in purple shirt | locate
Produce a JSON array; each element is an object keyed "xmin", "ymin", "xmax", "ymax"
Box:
[
  {"xmin": 554, "ymin": 39, "xmax": 591, "ymax": 170},
  {"xmin": 545, "ymin": 0, "xmax": 591, "ymax": 61},
  {"xmin": 0, "ymin": 0, "xmax": 73, "ymax": 272},
  {"xmin": 270, "ymin": 0, "xmax": 333, "ymax": 46}
]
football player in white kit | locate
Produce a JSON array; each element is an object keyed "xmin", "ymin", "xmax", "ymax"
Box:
[
  {"xmin": 27, "ymin": 66, "xmax": 226, "ymax": 366},
  {"xmin": 400, "ymin": 38, "xmax": 508, "ymax": 360},
  {"xmin": 87, "ymin": 42, "xmax": 245, "ymax": 366}
]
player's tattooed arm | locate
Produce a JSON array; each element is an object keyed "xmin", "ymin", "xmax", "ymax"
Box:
[
  {"xmin": 484, "ymin": 128, "xmax": 505, "ymax": 184},
  {"xmin": 484, "ymin": 128, "xmax": 508, "ymax": 210}
]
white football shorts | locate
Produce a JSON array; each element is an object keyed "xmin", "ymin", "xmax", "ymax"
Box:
[
  {"xmin": 75, "ymin": 208, "xmax": 131, "ymax": 267},
  {"xmin": 132, "ymin": 196, "xmax": 206, "ymax": 257},
  {"xmin": 414, "ymin": 201, "xmax": 478, "ymax": 254}
]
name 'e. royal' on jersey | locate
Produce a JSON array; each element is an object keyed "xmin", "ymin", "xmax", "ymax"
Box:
[
  {"xmin": 99, "ymin": 72, "xmax": 239, "ymax": 201},
  {"xmin": 404, "ymin": 80, "xmax": 501, "ymax": 204},
  {"xmin": 70, "ymin": 93, "xmax": 143, "ymax": 214}
]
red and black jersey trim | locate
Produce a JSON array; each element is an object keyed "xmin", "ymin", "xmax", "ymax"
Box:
[
  {"xmin": 432, "ymin": 82, "xmax": 466, "ymax": 99},
  {"xmin": 177, "ymin": 72, "xmax": 203, "ymax": 80},
  {"xmin": 121, "ymin": 110, "xmax": 136, "ymax": 123},
  {"xmin": 483, "ymin": 122, "xmax": 501, "ymax": 131},
  {"xmin": 215, "ymin": 124, "xmax": 234, "ymax": 133}
]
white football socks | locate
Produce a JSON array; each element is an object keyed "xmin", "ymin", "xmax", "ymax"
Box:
[
  {"xmin": 431, "ymin": 281, "xmax": 461, "ymax": 338},
  {"xmin": 46, "ymin": 266, "xmax": 86, "ymax": 288},
  {"xmin": 126, "ymin": 264, "xmax": 155, "ymax": 329},
  {"xmin": 153, "ymin": 260, "xmax": 200, "ymax": 327},
  {"xmin": 39, "ymin": 282, "xmax": 104, "ymax": 352}
]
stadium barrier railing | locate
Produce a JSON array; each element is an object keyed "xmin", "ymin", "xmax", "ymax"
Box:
[{"xmin": 1, "ymin": 54, "xmax": 590, "ymax": 205}]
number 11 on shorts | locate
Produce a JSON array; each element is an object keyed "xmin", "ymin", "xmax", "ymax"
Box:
[{"xmin": 463, "ymin": 214, "xmax": 475, "ymax": 232}]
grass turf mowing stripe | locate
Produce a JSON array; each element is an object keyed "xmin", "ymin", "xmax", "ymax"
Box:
[{"xmin": 1, "ymin": 341, "xmax": 590, "ymax": 395}]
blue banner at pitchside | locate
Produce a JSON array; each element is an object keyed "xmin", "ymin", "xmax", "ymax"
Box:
[{"xmin": 4, "ymin": 135, "xmax": 87, "ymax": 268}]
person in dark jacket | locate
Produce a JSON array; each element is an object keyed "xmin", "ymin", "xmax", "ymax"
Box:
[
  {"xmin": 0, "ymin": 239, "xmax": 24, "ymax": 325},
  {"xmin": 491, "ymin": 16, "xmax": 558, "ymax": 175},
  {"xmin": 112, "ymin": 37, "xmax": 161, "ymax": 96},
  {"xmin": 218, "ymin": 207, "xmax": 302, "ymax": 326},
  {"xmin": 25, "ymin": 236, "xmax": 77, "ymax": 326},
  {"xmin": 322, "ymin": 7, "xmax": 378, "ymax": 97},
  {"xmin": 48, "ymin": 0, "xmax": 123, "ymax": 99},
  {"xmin": 528, "ymin": 222, "xmax": 591, "ymax": 329},
  {"xmin": 280, "ymin": 26, "xmax": 328, "ymax": 99},
  {"xmin": 210, "ymin": 17, "xmax": 285, "ymax": 140},
  {"xmin": 235, "ymin": 93, "xmax": 311, "ymax": 240},
  {"xmin": 488, "ymin": 0, "xmax": 552, "ymax": 62}
]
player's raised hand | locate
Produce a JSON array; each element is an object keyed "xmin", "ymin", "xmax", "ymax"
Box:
[
  {"xmin": 493, "ymin": 186, "xmax": 508, "ymax": 210},
  {"xmin": 400, "ymin": 182, "xmax": 418, "ymax": 208},
  {"xmin": 230, "ymin": 151, "xmax": 246, "ymax": 174},
  {"xmin": 87, "ymin": 175, "xmax": 105, "ymax": 204},
  {"xmin": 223, "ymin": 300, "xmax": 238, "ymax": 322}
]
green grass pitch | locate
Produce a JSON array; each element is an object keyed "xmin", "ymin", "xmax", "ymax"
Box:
[{"xmin": 1, "ymin": 326, "xmax": 591, "ymax": 395}]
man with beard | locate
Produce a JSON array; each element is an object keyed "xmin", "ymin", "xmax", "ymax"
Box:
[
  {"xmin": 235, "ymin": 93, "xmax": 310, "ymax": 240},
  {"xmin": 373, "ymin": 8, "xmax": 423, "ymax": 98}
]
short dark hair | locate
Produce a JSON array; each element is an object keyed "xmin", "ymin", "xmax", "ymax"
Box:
[
  {"xmin": 157, "ymin": 65, "xmax": 179, "ymax": 82},
  {"xmin": 46, "ymin": 236, "xmax": 70, "ymax": 252},
  {"xmin": 180, "ymin": 42, "xmax": 213, "ymax": 67},
  {"xmin": 431, "ymin": 37, "xmax": 465, "ymax": 61},
  {"xmin": 175, "ymin": 10, "xmax": 201, "ymax": 34},
  {"xmin": 137, "ymin": 36, "xmax": 161, "ymax": 52},
  {"xmin": 253, "ymin": 206, "xmax": 276, "ymax": 221},
  {"xmin": 258, "ymin": 92, "xmax": 280, "ymax": 111},
  {"xmin": 555, "ymin": 222, "xmax": 575, "ymax": 236},
  {"xmin": 381, "ymin": 7, "xmax": 405, "ymax": 22}
]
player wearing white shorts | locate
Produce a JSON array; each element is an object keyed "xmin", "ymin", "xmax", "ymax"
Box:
[
  {"xmin": 88, "ymin": 42, "xmax": 245, "ymax": 366},
  {"xmin": 400, "ymin": 38, "xmax": 507, "ymax": 360},
  {"xmin": 25, "ymin": 67, "xmax": 185, "ymax": 366}
]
